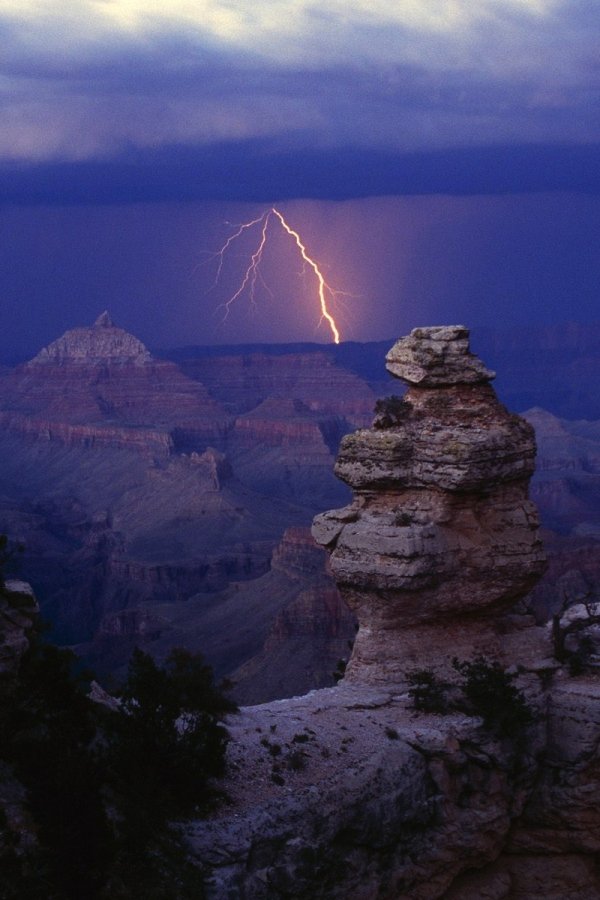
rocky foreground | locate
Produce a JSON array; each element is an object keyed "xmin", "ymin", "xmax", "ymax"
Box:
[{"xmin": 188, "ymin": 328, "xmax": 600, "ymax": 899}]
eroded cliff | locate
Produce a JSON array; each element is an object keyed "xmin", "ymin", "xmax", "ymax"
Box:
[
  {"xmin": 0, "ymin": 312, "xmax": 229, "ymax": 455},
  {"xmin": 313, "ymin": 325, "xmax": 547, "ymax": 682},
  {"xmin": 189, "ymin": 327, "xmax": 600, "ymax": 900}
]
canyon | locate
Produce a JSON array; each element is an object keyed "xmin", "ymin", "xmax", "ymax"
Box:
[
  {"xmin": 186, "ymin": 327, "xmax": 600, "ymax": 899},
  {"xmin": 0, "ymin": 316, "xmax": 599, "ymax": 703},
  {"xmin": 0, "ymin": 315, "xmax": 363, "ymax": 691},
  {"xmin": 2, "ymin": 321, "xmax": 600, "ymax": 896}
]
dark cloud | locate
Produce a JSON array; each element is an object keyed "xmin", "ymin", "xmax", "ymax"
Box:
[
  {"xmin": 1, "ymin": 142, "xmax": 599, "ymax": 206},
  {"xmin": 1, "ymin": 3, "xmax": 598, "ymax": 355},
  {"xmin": 0, "ymin": 1, "xmax": 599, "ymax": 165}
]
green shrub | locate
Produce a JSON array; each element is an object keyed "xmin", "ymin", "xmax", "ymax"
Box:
[
  {"xmin": 333, "ymin": 658, "xmax": 347, "ymax": 683},
  {"xmin": 105, "ymin": 647, "xmax": 235, "ymax": 819},
  {"xmin": 408, "ymin": 657, "xmax": 534, "ymax": 743},
  {"xmin": 373, "ymin": 395, "xmax": 408, "ymax": 429},
  {"xmin": 452, "ymin": 656, "xmax": 534, "ymax": 739},
  {"xmin": 1, "ymin": 634, "xmax": 112, "ymax": 898},
  {"xmin": 407, "ymin": 669, "xmax": 448, "ymax": 713},
  {"xmin": 567, "ymin": 635, "xmax": 596, "ymax": 675},
  {"xmin": 1, "ymin": 638, "xmax": 235, "ymax": 898},
  {"xmin": 287, "ymin": 750, "xmax": 307, "ymax": 772}
]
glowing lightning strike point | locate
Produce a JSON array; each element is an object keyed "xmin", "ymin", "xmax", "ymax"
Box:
[
  {"xmin": 212, "ymin": 207, "xmax": 343, "ymax": 344},
  {"xmin": 271, "ymin": 207, "xmax": 341, "ymax": 345}
]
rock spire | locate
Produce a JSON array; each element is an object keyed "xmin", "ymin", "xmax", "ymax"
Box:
[
  {"xmin": 312, "ymin": 325, "xmax": 548, "ymax": 682},
  {"xmin": 94, "ymin": 310, "xmax": 115, "ymax": 328}
]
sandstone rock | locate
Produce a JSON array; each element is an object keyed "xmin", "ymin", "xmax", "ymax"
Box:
[
  {"xmin": 187, "ymin": 685, "xmax": 542, "ymax": 900},
  {"xmin": 335, "ymin": 391, "xmax": 536, "ymax": 491},
  {"xmin": 179, "ymin": 352, "xmax": 376, "ymax": 426},
  {"xmin": 184, "ymin": 329, "xmax": 555, "ymax": 898},
  {"xmin": 385, "ymin": 325, "xmax": 495, "ymax": 386},
  {"xmin": 0, "ymin": 315, "xmax": 230, "ymax": 454},
  {"xmin": 313, "ymin": 326, "xmax": 547, "ymax": 682},
  {"xmin": 508, "ymin": 678, "xmax": 600, "ymax": 856}
]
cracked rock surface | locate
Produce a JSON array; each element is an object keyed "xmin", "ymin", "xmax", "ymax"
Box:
[{"xmin": 188, "ymin": 685, "xmax": 541, "ymax": 900}]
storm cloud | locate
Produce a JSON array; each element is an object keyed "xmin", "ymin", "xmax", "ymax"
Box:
[
  {"xmin": 1, "ymin": 0, "xmax": 598, "ymax": 175},
  {"xmin": 1, "ymin": 2, "xmax": 598, "ymax": 354}
]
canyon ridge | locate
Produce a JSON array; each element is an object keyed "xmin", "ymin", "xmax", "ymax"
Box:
[
  {"xmin": 186, "ymin": 327, "xmax": 600, "ymax": 899},
  {"xmin": 0, "ymin": 317, "xmax": 599, "ymax": 702}
]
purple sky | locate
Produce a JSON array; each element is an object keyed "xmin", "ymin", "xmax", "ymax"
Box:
[{"xmin": 1, "ymin": 1, "xmax": 599, "ymax": 358}]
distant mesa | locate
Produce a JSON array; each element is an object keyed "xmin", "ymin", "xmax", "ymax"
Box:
[
  {"xmin": 0, "ymin": 314, "xmax": 379, "ymax": 477},
  {"xmin": 0, "ymin": 315, "xmax": 228, "ymax": 453},
  {"xmin": 30, "ymin": 311, "xmax": 152, "ymax": 367}
]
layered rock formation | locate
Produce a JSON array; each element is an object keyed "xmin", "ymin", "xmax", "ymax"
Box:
[
  {"xmin": 0, "ymin": 319, "xmax": 359, "ymax": 660},
  {"xmin": 0, "ymin": 313, "xmax": 229, "ymax": 455},
  {"xmin": 228, "ymin": 397, "xmax": 350, "ymax": 508},
  {"xmin": 230, "ymin": 527, "xmax": 356, "ymax": 704},
  {"xmin": 179, "ymin": 352, "xmax": 375, "ymax": 426},
  {"xmin": 312, "ymin": 325, "xmax": 547, "ymax": 682},
  {"xmin": 189, "ymin": 327, "xmax": 600, "ymax": 899}
]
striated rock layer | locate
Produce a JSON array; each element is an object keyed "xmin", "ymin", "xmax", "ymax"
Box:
[
  {"xmin": 179, "ymin": 352, "xmax": 375, "ymax": 426},
  {"xmin": 164, "ymin": 329, "xmax": 600, "ymax": 898},
  {"xmin": 313, "ymin": 325, "xmax": 548, "ymax": 682},
  {"xmin": 0, "ymin": 313, "xmax": 229, "ymax": 455},
  {"xmin": 230, "ymin": 527, "xmax": 356, "ymax": 704}
]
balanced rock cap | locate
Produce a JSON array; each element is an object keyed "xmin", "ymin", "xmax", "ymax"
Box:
[{"xmin": 386, "ymin": 325, "xmax": 495, "ymax": 386}]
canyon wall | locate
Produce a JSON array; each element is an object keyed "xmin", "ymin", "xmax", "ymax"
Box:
[
  {"xmin": 189, "ymin": 328, "xmax": 600, "ymax": 899},
  {"xmin": 2, "ymin": 316, "xmax": 600, "ymax": 705},
  {"xmin": 0, "ymin": 312, "xmax": 229, "ymax": 455}
]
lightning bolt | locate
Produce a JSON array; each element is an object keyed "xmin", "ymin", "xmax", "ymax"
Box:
[
  {"xmin": 271, "ymin": 207, "xmax": 340, "ymax": 345},
  {"xmin": 212, "ymin": 207, "xmax": 342, "ymax": 344},
  {"xmin": 221, "ymin": 212, "xmax": 271, "ymax": 319},
  {"xmin": 211, "ymin": 212, "xmax": 267, "ymax": 287}
]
